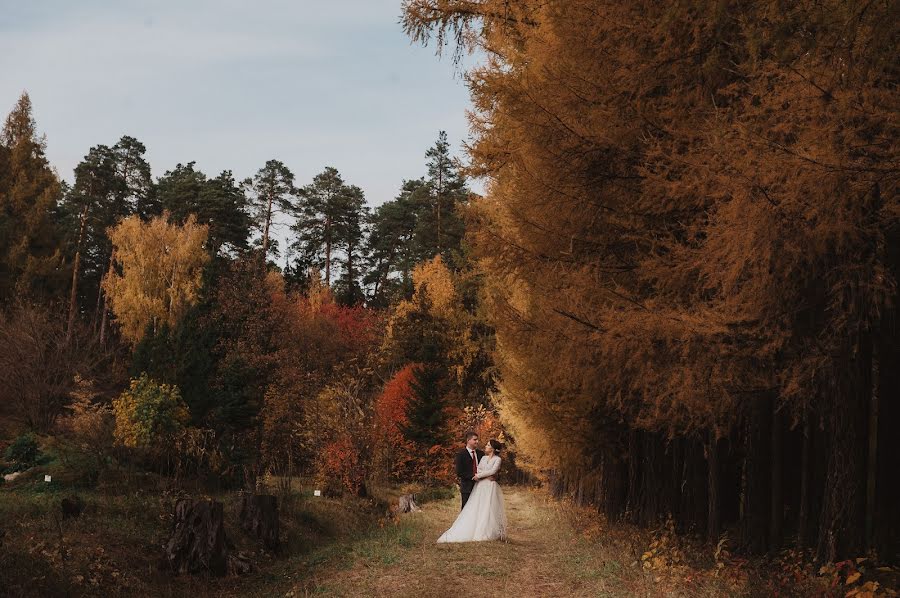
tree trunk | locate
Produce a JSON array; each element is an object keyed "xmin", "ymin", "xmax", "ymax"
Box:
[
  {"xmin": 740, "ymin": 397, "xmax": 770, "ymax": 554},
  {"xmin": 162, "ymin": 499, "xmax": 229, "ymax": 576},
  {"xmin": 325, "ymin": 216, "xmax": 332, "ymax": 287},
  {"xmin": 770, "ymin": 406, "xmax": 783, "ymax": 549},
  {"xmin": 238, "ymin": 494, "xmax": 280, "ymax": 552},
  {"xmin": 865, "ymin": 345, "xmax": 878, "ymax": 550},
  {"xmin": 65, "ymin": 206, "xmax": 89, "ymax": 345},
  {"xmin": 93, "ymin": 266, "xmax": 104, "ymax": 331},
  {"xmin": 797, "ymin": 412, "xmax": 811, "ymax": 547},
  {"xmin": 875, "ymin": 330, "xmax": 900, "ymax": 560},
  {"xmin": 99, "ymin": 257, "xmax": 114, "ymax": 345},
  {"xmin": 99, "ymin": 292, "xmax": 109, "ymax": 345},
  {"xmin": 434, "ymin": 165, "xmax": 443, "ymax": 253},
  {"xmin": 262, "ymin": 192, "xmax": 273, "ymax": 256},
  {"xmin": 816, "ymin": 337, "xmax": 870, "ymax": 561},
  {"xmin": 626, "ymin": 430, "xmax": 639, "ymax": 523},
  {"xmin": 708, "ymin": 428, "xmax": 720, "ymax": 542}
]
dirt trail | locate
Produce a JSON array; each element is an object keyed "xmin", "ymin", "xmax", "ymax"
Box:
[{"xmin": 301, "ymin": 487, "xmax": 637, "ymax": 598}]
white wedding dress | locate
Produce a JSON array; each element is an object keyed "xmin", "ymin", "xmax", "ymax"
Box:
[{"xmin": 437, "ymin": 455, "xmax": 507, "ymax": 542}]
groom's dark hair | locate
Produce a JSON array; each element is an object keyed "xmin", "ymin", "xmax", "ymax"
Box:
[{"xmin": 464, "ymin": 431, "xmax": 478, "ymax": 442}]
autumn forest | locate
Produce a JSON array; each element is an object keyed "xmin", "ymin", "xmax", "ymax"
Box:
[{"xmin": 1, "ymin": 1, "xmax": 898, "ymax": 596}]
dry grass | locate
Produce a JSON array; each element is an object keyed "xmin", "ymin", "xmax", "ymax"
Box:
[
  {"xmin": 284, "ymin": 487, "xmax": 759, "ymax": 598},
  {"xmin": 1, "ymin": 476, "xmax": 853, "ymax": 597},
  {"xmin": 0, "ymin": 469, "xmax": 387, "ymax": 598}
]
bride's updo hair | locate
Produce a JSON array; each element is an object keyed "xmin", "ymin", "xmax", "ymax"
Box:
[{"xmin": 488, "ymin": 439, "xmax": 503, "ymax": 453}]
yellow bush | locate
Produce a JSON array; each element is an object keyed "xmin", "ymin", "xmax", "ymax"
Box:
[{"xmin": 112, "ymin": 373, "xmax": 190, "ymax": 448}]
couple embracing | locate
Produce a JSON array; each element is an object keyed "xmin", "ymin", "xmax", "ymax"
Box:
[{"xmin": 437, "ymin": 431, "xmax": 508, "ymax": 543}]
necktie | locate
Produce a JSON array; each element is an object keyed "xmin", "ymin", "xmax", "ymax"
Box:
[{"xmin": 471, "ymin": 450, "xmax": 477, "ymax": 476}]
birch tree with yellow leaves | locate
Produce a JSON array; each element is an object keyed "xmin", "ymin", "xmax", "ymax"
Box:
[{"xmin": 102, "ymin": 213, "xmax": 209, "ymax": 344}]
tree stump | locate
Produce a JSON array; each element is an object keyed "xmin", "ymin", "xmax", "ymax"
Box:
[
  {"xmin": 227, "ymin": 552, "xmax": 253, "ymax": 575},
  {"xmin": 163, "ymin": 499, "xmax": 229, "ymax": 576},
  {"xmin": 398, "ymin": 494, "xmax": 421, "ymax": 513},
  {"xmin": 61, "ymin": 495, "xmax": 84, "ymax": 520},
  {"xmin": 238, "ymin": 494, "xmax": 279, "ymax": 551}
]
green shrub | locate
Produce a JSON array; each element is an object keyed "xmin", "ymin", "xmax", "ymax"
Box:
[{"xmin": 4, "ymin": 433, "xmax": 41, "ymax": 471}]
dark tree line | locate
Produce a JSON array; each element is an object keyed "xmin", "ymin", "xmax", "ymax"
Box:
[{"xmin": 0, "ymin": 91, "xmax": 471, "ymax": 317}]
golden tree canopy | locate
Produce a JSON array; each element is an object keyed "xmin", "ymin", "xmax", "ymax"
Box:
[{"xmin": 103, "ymin": 212, "xmax": 209, "ymax": 344}]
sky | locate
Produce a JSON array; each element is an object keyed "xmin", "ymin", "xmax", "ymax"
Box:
[{"xmin": 0, "ymin": 0, "xmax": 478, "ymax": 210}]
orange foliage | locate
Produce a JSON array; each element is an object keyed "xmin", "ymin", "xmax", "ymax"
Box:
[
  {"xmin": 371, "ymin": 364, "xmax": 460, "ymax": 486},
  {"xmin": 372, "ymin": 364, "xmax": 417, "ymax": 481},
  {"xmin": 422, "ymin": 442, "xmax": 456, "ymax": 486},
  {"xmin": 374, "ymin": 365, "xmax": 415, "ymax": 439},
  {"xmin": 318, "ymin": 433, "xmax": 367, "ymax": 497},
  {"xmin": 319, "ymin": 302, "xmax": 379, "ymax": 353}
]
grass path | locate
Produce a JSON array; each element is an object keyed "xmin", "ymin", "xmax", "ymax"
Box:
[{"xmin": 288, "ymin": 487, "xmax": 709, "ymax": 598}]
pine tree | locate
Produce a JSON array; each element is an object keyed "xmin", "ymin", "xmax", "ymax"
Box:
[
  {"xmin": 156, "ymin": 162, "xmax": 206, "ymax": 224},
  {"xmin": 61, "ymin": 144, "xmax": 116, "ymax": 341},
  {"xmin": 0, "ymin": 92, "xmax": 65, "ymax": 304},
  {"xmin": 364, "ymin": 179, "xmax": 424, "ymax": 305},
  {"xmin": 244, "ymin": 159, "xmax": 295, "ymax": 260},
  {"xmin": 416, "ymin": 131, "xmax": 467, "ymax": 263},
  {"xmin": 61, "ymin": 140, "xmax": 141, "ymax": 342},
  {"xmin": 200, "ymin": 170, "xmax": 251, "ymax": 255},
  {"xmin": 110, "ymin": 136, "xmax": 153, "ymax": 219},
  {"xmin": 157, "ymin": 163, "xmax": 250, "ymax": 255},
  {"xmin": 293, "ymin": 167, "xmax": 369, "ymax": 291},
  {"xmin": 399, "ymin": 363, "xmax": 449, "ymax": 450},
  {"xmin": 333, "ymin": 184, "xmax": 368, "ymax": 305}
]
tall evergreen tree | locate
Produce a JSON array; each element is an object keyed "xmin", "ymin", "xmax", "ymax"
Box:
[
  {"xmin": 157, "ymin": 163, "xmax": 250, "ymax": 255},
  {"xmin": 110, "ymin": 136, "xmax": 154, "ymax": 219},
  {"xmin": 333, "ymin": 184, "xmax": 368, "ymax": 305},
  {"xmin": 399, "ymin": 363, "xmax": 450, "ymax": 450},
  {"xmin": 0, "ymin": 92, "xmax": 65, "ymax": 304},
  {"xmin": 200, "ymin": 170, "xmax": 251, "ymax": 255},
  {"xmin": 60, "ymin": 138, "xmax": 145, "ymax": 342},
  {"xmin": 293, "ymin": 167, "xmax": 344, "ymax": 286},
  {"xmin": 244, "ymin": 159, "xmax": 295, "ymax": 260},
  {"xmin": 293, "ymin": 166, "xmax": 369, "ymax": 291},
  {"xmin": 156, "ymin": 162, "xmax": 206, "ymax": 223},
  {"xmin": 364, "ymin": 179, "xmax": 425, "ymax": 306},
  {"xmin": 416, "ymin": 131, "xmax": 467, "ymax": 263}
]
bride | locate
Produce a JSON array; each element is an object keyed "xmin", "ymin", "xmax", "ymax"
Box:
[{"xmin": 437, "ymin": 439, "xmax": 507, "ymax": 542}]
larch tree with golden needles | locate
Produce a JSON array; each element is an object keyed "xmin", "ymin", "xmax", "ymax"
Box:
[
  {"xmin": 405, "ymin": 0, "xmax": 900, "ymax": 561},
  {"xmin": 102, "ymin": 212, "xmax": 209, "ymax": 344},
  {"xmin": 0, "ymin": 92, "xmax": 65, "ymax": 304}
]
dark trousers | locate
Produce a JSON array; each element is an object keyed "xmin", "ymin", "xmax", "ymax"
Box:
[{"xmin": 461, "ymin": 491, "xmax": 471, "ymax": 510}]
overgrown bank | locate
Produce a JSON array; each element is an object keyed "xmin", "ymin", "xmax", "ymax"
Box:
[{"xmin": 0, "ymin": 462, "xmax": 451, "ymax": 597}]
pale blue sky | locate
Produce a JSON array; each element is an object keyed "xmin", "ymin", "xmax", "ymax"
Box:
[{"xmin": 0, "ymin": 0, "xmax": 477, "ymax": 208}]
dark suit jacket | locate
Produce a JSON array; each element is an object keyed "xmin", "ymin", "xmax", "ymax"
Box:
[{"xmin": 455, "ymin": 447, "xmax": 484, "ymax": 494}]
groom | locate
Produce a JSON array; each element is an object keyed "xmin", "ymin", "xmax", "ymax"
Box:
[{"xmin": 455, "ymin": 431, "xmax": 484, "ymax": 509}]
